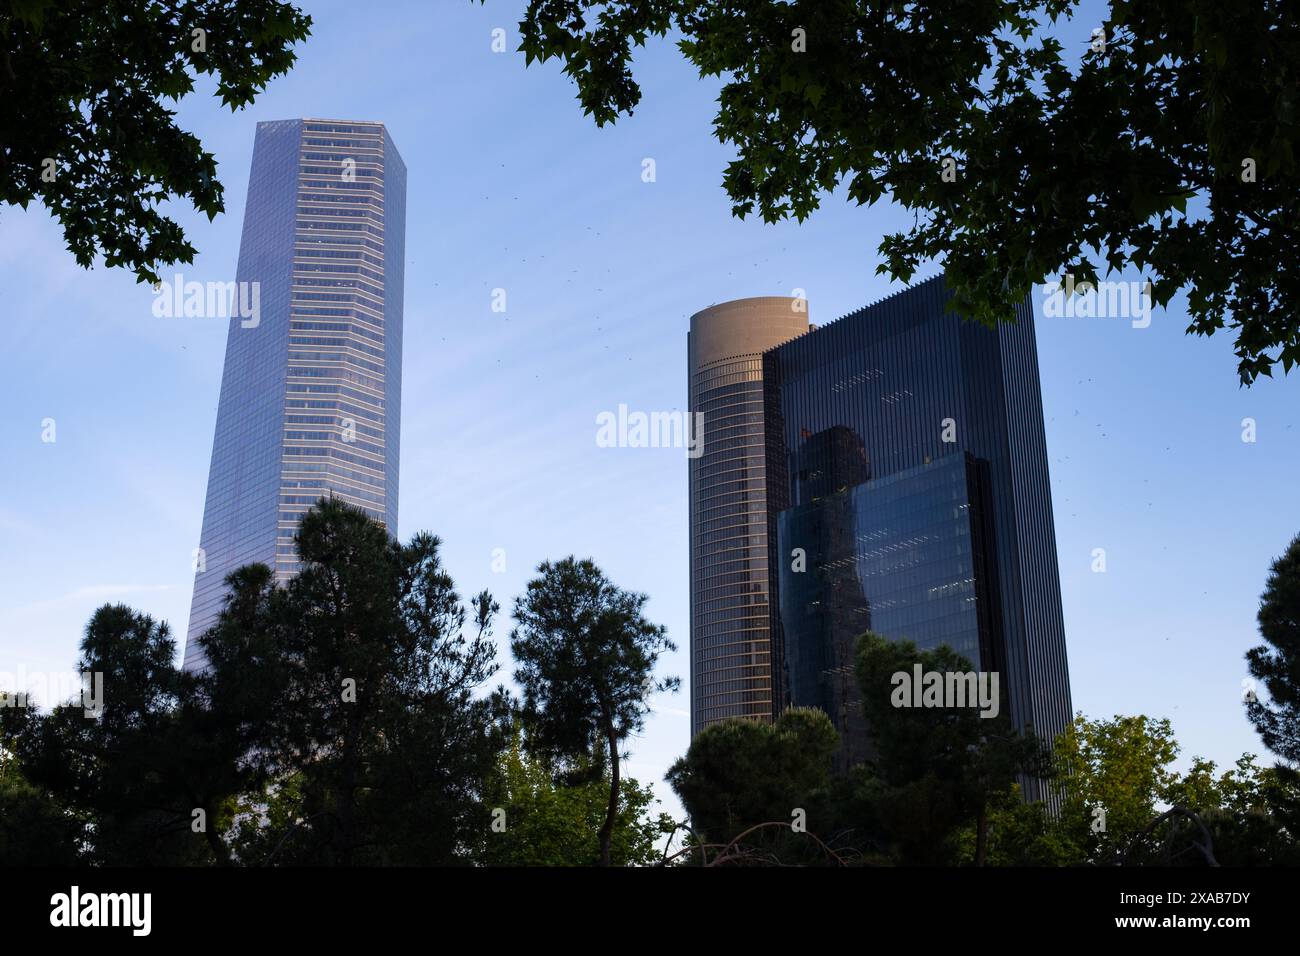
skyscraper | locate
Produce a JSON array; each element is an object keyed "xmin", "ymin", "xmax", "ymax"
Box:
[
  {"xmin": 764, "ymin": 276, "xmax": 1072, "ymax": 793},
  {"xmin": 183, "ymin": 119, "xmax": 406, "ymax": 671},
  {"xmin": 687, "ymin": 297, "xmax": 809, "ymax": 734}
]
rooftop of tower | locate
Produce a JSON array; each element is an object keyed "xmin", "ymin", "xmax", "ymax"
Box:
[{"xmin": 795, "ymin": 272, "xmax": 947, "ymax": 344}]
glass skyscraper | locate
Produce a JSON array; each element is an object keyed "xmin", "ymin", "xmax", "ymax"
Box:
[
  {"xmin": 687, "ymin": 298, "xmax": 809, "ymax": 734},
  {"xmin": 763, "ymin": 276, "xmax": 1072, "ymax": 794},
  {"xmin": 183, "ymin": 119, "xmax": 406, "ymax": 671}
]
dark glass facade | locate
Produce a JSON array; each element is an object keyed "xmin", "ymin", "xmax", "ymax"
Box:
[
  {"xmin": 776, "ymin": 453, "xmax": 1002, "ymax": 769},
  {"xmin": 764, "ymin": 276, "xmax": 1072, "ymax": 796},
  {"xmin": 184, "ymin": 119, "xmax": 405, "ymax": 671}
]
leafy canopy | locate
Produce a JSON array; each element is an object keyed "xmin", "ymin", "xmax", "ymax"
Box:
[
  {"xmin": 1, "ymin": 0, "xmax": 311, "ymax": 283},
  {"xmin": 211, "ymin": 499, "xmax": 508, "ymax": 865},
  {"xmin": 510, "ymin": 556, "xmax": 678, "ymax": 774},
  {"xmin": 479, "ymin": 728, "xmax": 672, "ymax": 866},
  {"xmin": 1246, "ymin": 532, "xmax": 1300, "ymax": 770},
  {"xmin": 0, "ymin": 605, "xmax": 241, "ymax": 864},
  {"xmin": 500, "ymin": 0, "xmax": 1300, "ymax": 382},
  {"xmin": 852, "ymin": 632, "xmax": 1052, "ymax": 864},
  {"xmin": 0, "ymin": 501, "xmax": 510, "ymax": 866},
  {"xmin": 666, "ymin": 706, "xmax": 840, "ymax": 847},
  {"xmin": 511, "ymin": 556, "xmax": 678, "ymax": 864}
]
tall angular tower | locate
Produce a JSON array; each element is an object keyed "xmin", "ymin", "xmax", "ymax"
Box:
[
  {"xmin": 184, "ymin": 119, "xmax": 406, "ymax": 670},
  {"xmin": 765, "ymin": 276, "xmax": 1072, "ymax": 796},
  {"xmin": 687, "ymin": 297, "xmax": 809, "ymax": 734}
]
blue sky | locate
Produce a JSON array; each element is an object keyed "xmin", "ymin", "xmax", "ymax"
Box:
[{"xmin": 1, "ymin": 0, "xmax": 1297, "ymax": 820}]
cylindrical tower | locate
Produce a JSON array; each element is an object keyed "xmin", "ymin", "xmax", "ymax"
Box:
[{"xmin": 688, "ymin": 297, "xmax": 808, "ymax": 735}]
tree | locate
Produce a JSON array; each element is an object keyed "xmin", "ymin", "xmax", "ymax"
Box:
[
  {"xmin": 853, "ymin": 633, "xmax": 1053, "ymax": 865},
  {"xmin": 180, "ymin": 563, "xmax": 290, "ymax": 864},
  {"xmin": 498, "ymin": 0, "xmax": 1300, "ymax": 382},
  {"xmin": 666, "ymin": 707, "xmax": 838, "ymax": 847},
  {"xmin": 1, "ymin": 0, "xmax": 311, "ymax": 283},
  {"xmin": 510, "ymin": 556, "xmax": 678, "ymax": 865},
  {"xmin": 0, "ymin": 605, "xmax": 238, "ymax": 864},
  {"xmin": 210, "ymin": 499, "xmax": 509, "ymax": 865},
  {"xmin": 1153, "ymin": 754, "xmax": 1300, "ymax": 866},
  {"xmin": 953, "ymin": 784, "xmax": 1084, "ymax": 867},
  {"xmin": 478, "ymin": 728, "xmax": 672, "ymax": 866},
  {"xmin": 0, "ymin": 751, "xmax": 86, "ymax": 865},
  {"xmin": 1053, "ymin": 713, "xmax": 1183, "ymax": 864},
  {"xmin": 1245, "ymin": 532, "xmax": 1300, "ymax": 810}
]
